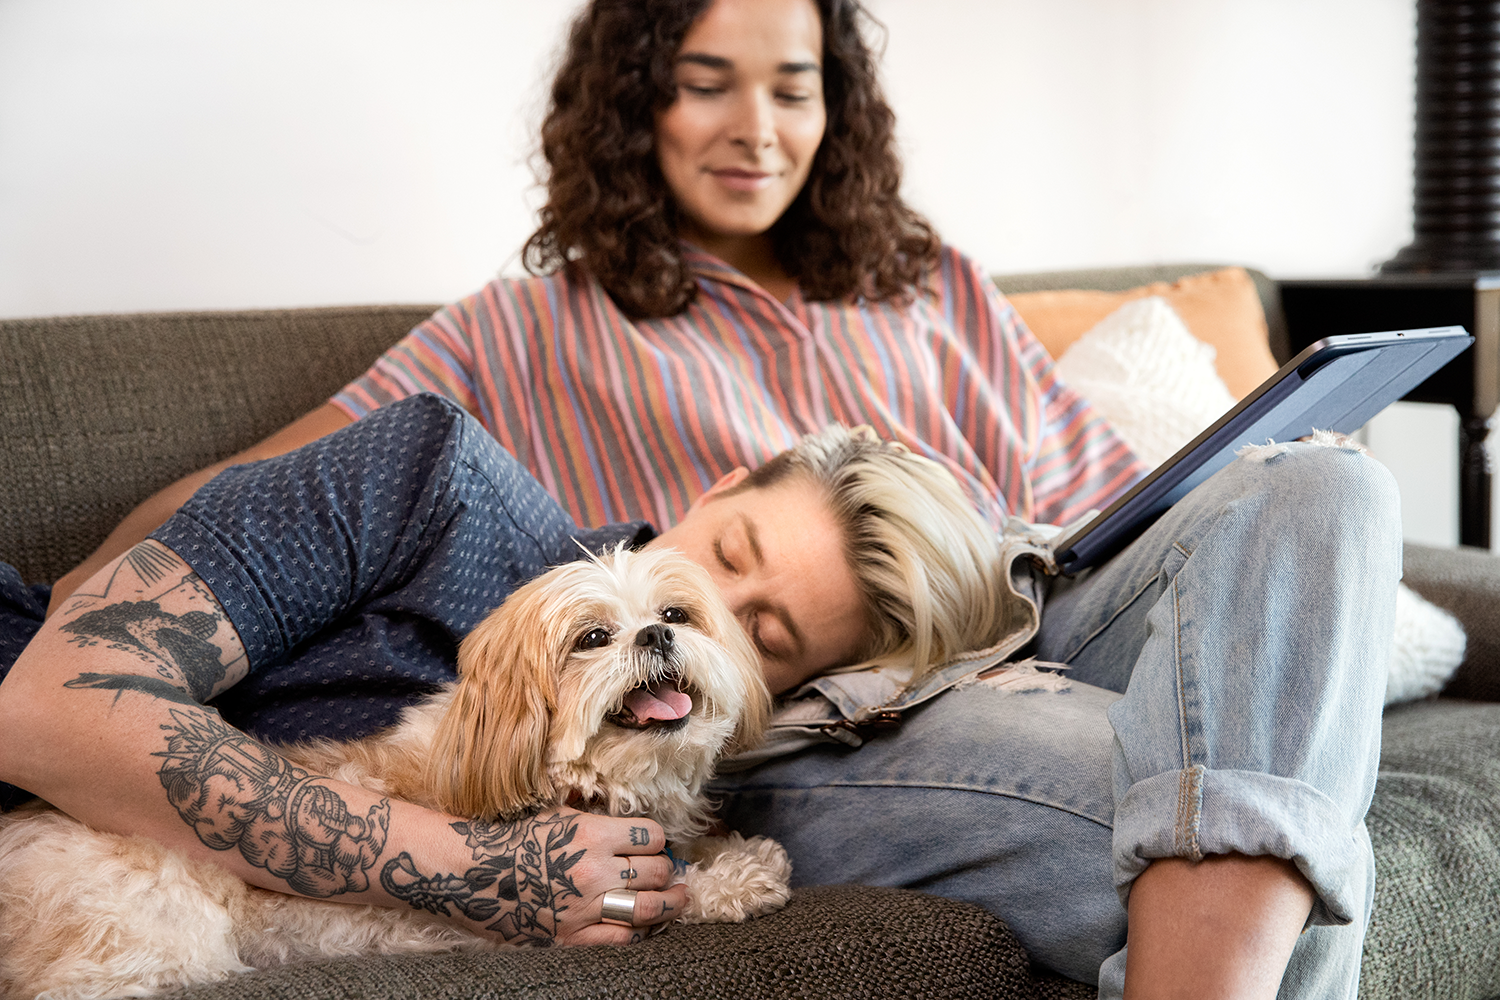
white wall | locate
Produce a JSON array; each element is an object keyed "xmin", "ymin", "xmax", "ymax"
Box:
[
  {"xmin": 872, "ymin": 0, "xmax": 1414, "ymax": 277},
  {"xmin": 5, "ymin": 0, "xmax": 1463, "ymax": 546},
  {"xmin": 0, "ymin": 0, "xmax": 580, "ymax": 316},
  {"xmin": 0, "ymin": 0, "xmax": 1416, "ymax": 317}
]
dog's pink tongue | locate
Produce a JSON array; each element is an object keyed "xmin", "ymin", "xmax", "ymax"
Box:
[{"xmin": 623, "ymin": 681, "xmax": 692, "ymax": 722}]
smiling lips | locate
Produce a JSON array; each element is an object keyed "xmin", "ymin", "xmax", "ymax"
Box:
[{"xmin": 710, "ymin": 167, "xmax": 776, "ymax": 192}]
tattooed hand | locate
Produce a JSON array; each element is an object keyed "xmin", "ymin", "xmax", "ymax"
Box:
[
  {"xmin": 381, "ymin": 811, "xmax": 686, "ymax": 946},
  {"xmin": 381, "ymin": 815, "xmax": 583, "ymax": 943}
]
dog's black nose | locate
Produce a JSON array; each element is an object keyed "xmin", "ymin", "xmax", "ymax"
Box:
[{"xmin": 635, "ymin": 624, "xmax": 674, "ymax": 653}]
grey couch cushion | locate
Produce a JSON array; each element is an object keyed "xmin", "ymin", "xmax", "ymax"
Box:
[
  {"xmin": 1402, "ymin": 542, "xmax": 1500, "ymax": 702},
  {"xmin": 156, "ymin": 885, "xmax": 1089, "ymax": 1000},
  {"xmin": 1366, "ymin": 699, "xmax": 1500, "ymax": 998},
  {"xmin": 0, "ymin": 305, "xmax": 435, "ymax": 584}
]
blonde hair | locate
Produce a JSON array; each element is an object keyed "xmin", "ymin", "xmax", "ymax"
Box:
[{"xmin": 730, "ymin": 425, "xmax": 1009, "ymax": 678}]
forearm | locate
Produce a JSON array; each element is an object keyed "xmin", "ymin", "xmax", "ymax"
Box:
[
  {"xmin": 5, "ymin": 545, "xmax": 381, "ymax": 898},
  {"xmin": 3, "ymin": 655, "xmax": 401, "ymax": 904},
  {"xmin": 3, "ymin": 659, "xmax": 599, "ymax": 940},
  {"xmin": 1124, "ymin": 854, "xmax": 1315, "ymax": 999}
]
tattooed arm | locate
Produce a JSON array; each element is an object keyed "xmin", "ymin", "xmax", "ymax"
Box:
[{"xmin": 0, "ymin": 541, "xmax": 685, "ymax": 945}]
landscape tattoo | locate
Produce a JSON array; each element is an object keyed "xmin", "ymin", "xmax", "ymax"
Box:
[
  {"xmin": 56, "ymin": 540, "xmax": 590, "ymax": 937},
  {"xmin": 58, "ymin": 540, "xmax": 241, "ymax": 701}
]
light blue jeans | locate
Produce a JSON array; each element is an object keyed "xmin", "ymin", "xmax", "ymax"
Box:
[{"xmin": 712, "ymin": 441, "xmax": 1400, "ymax": 998}]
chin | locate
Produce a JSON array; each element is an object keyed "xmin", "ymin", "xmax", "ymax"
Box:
[
  {"xmin": 680, "ymin": 194, "xmax": 796, "ymax": 242},
  {"xmin": 0, "ymin": 546, "xmax": 791, "ymax": 1000}
]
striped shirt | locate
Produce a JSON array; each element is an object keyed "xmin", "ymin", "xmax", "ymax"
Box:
[{"xmin": 332, "ymin": 244, "xmax": 1146, "ymax": 531}]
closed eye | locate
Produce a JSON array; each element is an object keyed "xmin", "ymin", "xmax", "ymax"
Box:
[
  {"xmin": 748, "ymin": 615, "xmax": 786, "ymax": 663},
  {"xmin": 748, "ymin": 618, "xmax": 769, "ymax": 657}
]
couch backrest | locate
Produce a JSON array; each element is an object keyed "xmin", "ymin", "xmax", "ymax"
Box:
[
  {"xmin": 0, "ymin": 305, "xmax": 436, "ymax": 584},
  {"xmin": 0, "ymin": 265, "xmax": 1287, "ymax": 587}
]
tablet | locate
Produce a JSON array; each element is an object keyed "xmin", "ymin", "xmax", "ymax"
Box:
[{"xmin": 1051, "ymin": 325, "xmax": 1474, "ymax": 573}]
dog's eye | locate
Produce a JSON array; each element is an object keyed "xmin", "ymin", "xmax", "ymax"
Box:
[
  {"xmin": 576, "ymin": 627, "xmax": 612, "ymax": 650},
  {"xmin": 661, "ymin": 607, "xmax": 689, "ymax": 625}
]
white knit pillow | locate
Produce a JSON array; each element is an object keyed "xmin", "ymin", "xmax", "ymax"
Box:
[
  {"xmin": 1386, "ymin": 583, "xmax": 1468, "ymax": 704},
  {"xmin": 1054, "ymin": 296, "xmax": 1236, "ymax": 468},
  {"xmin": 1055, "ymin": 296, "xmax": 1466, "ymax": 705}
]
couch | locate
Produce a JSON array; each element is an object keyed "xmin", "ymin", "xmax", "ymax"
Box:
[{"xmin": 2, "ymin": 266, "xmax": 1499, "ymax": 999}]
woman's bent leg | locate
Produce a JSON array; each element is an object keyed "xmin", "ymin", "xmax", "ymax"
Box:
[{"xmin": 1037, "ymin": 440, "xmax": 1399, "ymax": 998}]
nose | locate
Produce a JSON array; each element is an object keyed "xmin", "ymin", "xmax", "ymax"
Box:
[
  {"xmin": 729, "ymin": 89, "xmax": 776, "ymax": 153},
  {"xmin": 635, "ymin": 623, "xmax": 675, "ymax": 654}
]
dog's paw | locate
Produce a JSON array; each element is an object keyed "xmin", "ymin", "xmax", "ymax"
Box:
[{"xmin": 678, "ymin": 832, "xmax": 791, "ymax": 923}]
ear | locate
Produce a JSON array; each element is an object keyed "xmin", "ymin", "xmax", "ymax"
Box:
[
  {"xmin": 725, "ymin": 669, "xmax": 773, "ymax": 758},
  {"xmin": 426, "ymin": 587, "xmax": 560, "ymax": 819},
  {"xmin": 729, "ymin": 650, "xmax": 773, "ymax": 756},
  {"xmin": 691, "ymin": 467, "xmax": 750, "ymax": 509}
]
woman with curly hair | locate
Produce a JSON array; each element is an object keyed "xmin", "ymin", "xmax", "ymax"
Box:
[
  {"xmin": 47, "ymin": 0, "xmax": 1141, "ymax": 562},
  {"xmin": 31, "ymin": 0, "xmax": 1396, "ymax": 997},
  {"xmin": 524, "ymin": 0, "xmax": 938, "ymax": 318}
]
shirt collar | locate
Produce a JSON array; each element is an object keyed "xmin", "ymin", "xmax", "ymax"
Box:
[
  {"xmin": 680, "ymin": 240, "xmax": 801, "ymax": 306},
  {"xmin": 681, "ymin": 241, "xmax": 748, "ymax": 282}
]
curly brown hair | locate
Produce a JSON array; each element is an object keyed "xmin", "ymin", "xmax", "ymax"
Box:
[{"xmin": 522, "ymin": 0, "xmax": 940, "ymax": 319}]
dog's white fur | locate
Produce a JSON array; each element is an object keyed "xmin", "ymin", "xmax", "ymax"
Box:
[{"xmin": 0, "ymin": 547, "xmax": 791, "ymax": 999}]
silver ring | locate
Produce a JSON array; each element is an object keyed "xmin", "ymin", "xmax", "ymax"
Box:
[{"xmin": 600, "ymin": 888, "xmax": 639, "ymax": 926}]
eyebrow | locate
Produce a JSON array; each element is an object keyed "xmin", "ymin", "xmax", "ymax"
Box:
[
  {"xmin": 738, "ymin": 513, "xmax": 806, "ymax": 659},
  {"xmin": 676, "ymin": 52, "xmax": 822, "ymax": 75}
]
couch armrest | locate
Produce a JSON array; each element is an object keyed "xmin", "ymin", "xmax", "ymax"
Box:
[{"xmin": 1402, "ymin": 542, "xmax": 1500, "ymax": 701}]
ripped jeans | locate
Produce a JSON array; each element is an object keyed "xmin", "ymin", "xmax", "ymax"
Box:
[{"xmin": 711, "ymin": 440, "xmax": 1400, "ymax": 998}]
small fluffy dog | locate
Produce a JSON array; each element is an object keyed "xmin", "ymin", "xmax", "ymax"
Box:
[{"xmin": 0, "ymin": 547, "xmax": 791, "ymax": 1000}]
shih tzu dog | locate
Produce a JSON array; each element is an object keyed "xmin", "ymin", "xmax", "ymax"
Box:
[{"xmin": 0, "ymin": 546, "xmax": 790, "ymax": 999}]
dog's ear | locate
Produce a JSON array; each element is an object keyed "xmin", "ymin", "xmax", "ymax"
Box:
[
  {"xmin": 651, "ymin": 549, "xmax": 775, "ymax": 758},
  {"xmin": 427, "ymin": 583, "xmax": 561, "ymax": 819},
  {"xmin": 710, "ymin": 598, "xmax": 774, "ymax": 757},
  {"xmin": 726, "ymin": 657, "xmax": 773, "ymax": 757}
]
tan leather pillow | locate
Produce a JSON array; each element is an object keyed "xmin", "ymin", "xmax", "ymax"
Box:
[{"xmin": 1004, "ymin": 267, "xmax": 1278, "ymax": 399}]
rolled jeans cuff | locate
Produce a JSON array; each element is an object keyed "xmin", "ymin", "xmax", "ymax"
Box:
[{"xmin": 1112, "ymin": 764, "xmax": 1369, "ymax": 927}]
